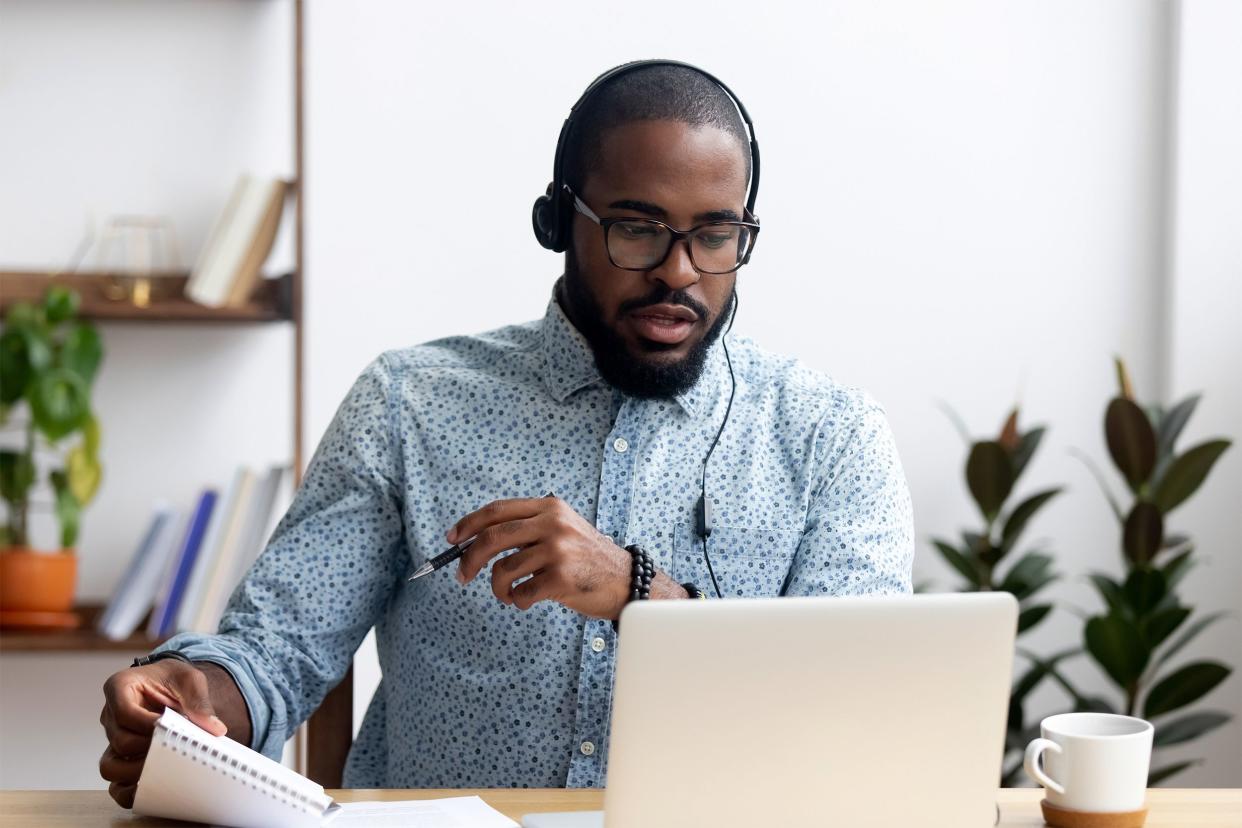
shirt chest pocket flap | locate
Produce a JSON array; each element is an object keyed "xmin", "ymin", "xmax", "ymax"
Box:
[{"xmin": 673, "ymin": 524, "xmax": 802, "ymax": 598}]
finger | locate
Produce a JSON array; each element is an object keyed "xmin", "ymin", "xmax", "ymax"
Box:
[
  {"xmin": 490, "ymin": 545, "xmax": 552, "ymax": 604},
  {"xmin": 106, "ymin": 677, "xmax": 163, "ymax": 736},
  {"xmin": 448, "ymin": 496, "xmax": 554, "ymax": 545},
  {"xmin": 510, "ymin": 571, "xmax": 562, "ymax": 612},
  {"xmin": 457, "ymin": 515, "xmax": 548, "ymax": 583},
  {"xmin": 163, "ymin": 666, "xmax": 228, "ymax": 736},
  {"xmin": 109, "ymin": 781, "xmax": 138, "ymax": 809},
  {"xmin": 99, "ymin": 746, "xmax": 145, "ymax": 786}
]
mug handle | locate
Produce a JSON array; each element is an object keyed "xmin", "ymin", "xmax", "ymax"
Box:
[{"xmin": 1024, "ymin": 738, "xmax": 1066, "ymax": 794}]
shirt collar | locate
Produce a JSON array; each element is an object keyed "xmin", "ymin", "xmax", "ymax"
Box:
[{"xmin": 540, "ymin": 282, "xmax": 728, "ymax": 418}]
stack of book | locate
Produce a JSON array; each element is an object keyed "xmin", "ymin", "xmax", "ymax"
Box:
[
  {"xmin": 97, "ymin": 465, "xmax": 290, "ymax": 641},
  {"xmin": 185, "ymin": 174, "xmax": 289, "ymax": 309}
]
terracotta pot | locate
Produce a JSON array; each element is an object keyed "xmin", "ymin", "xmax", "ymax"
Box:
[{"xmin": 0, "ymin": 548, "xmax": 77, "ymax": 613}]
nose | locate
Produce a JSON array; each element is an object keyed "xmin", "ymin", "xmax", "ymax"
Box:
[{"xmin": 647, "ymin": 237, "xmax": 700, "ymax": 291}]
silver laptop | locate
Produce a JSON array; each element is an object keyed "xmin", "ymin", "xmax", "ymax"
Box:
[{"xmin": 524, "ymin": 592, "xmax": 1017, "ymax": 828}]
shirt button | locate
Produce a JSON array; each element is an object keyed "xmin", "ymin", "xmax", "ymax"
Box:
[
  {"xmin": 591, "ymin": 637, "xmax": 606, "ymax": 653},
  {"xmin": 580, "ymin": 740, "xmax": 596, "ymax": 756},
  {"xmin": 612, "ymin": 437, "xmax": 629, "ymax": 453}
]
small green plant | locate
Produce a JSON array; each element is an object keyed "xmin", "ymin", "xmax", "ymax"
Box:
[
  {"xmin": 1075, "ymin": 357, "xmax": 1233, "ymax": 784},
  {"xmin": 933, "ymin": 405, "xmax": 1064, "ymax": 783},
  {"xmin": 0, "ymin": 286, "xmax": 104, "ymax": 550}
]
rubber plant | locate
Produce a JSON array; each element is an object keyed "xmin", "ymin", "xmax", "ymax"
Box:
[
  {"xmin": 0, "ymin": 286, "xmax": 104, "ymax": 550},
  {"xmin": 1075, "ymin": 357, "xmax": 1233, "ymax": 784},
  {"xmin": 932, "ymin": 405, "xmax": 1065, "ymax": 784}
]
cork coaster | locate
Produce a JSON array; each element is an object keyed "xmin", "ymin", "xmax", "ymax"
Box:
[{"xmin": 1041, "ymin": 799, "xmax": 1148, "ymax": 828}]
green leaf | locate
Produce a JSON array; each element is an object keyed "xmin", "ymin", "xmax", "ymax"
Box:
[
  {"xmin": 50, "ymin": 470, "xmax": 80, "ymax": 549},
  {"xmin": 999, "ymin": 552, "xmax": 1054, "ymax": 596},
  {"xmin": 1086, "ymin": 613, "xmax": 1149, "ymax": 688},
  {"xmin": 82, "ymin": 412, "xmax": 101, "ymax": 458},
  {"xmin": 1068, "ymin": 448, "xmax": 1124, "ymax": 523},
  {"xmin": 1144, "ymin": 662, "xmax": 1232, "ymax": 718},
  {"xmin": 1123, "ymin": 568, "xmax": 1167, "ymax": 615},
  {"xmin": 1018, "ymin": 604, "xmax": 1052, "ymax": 634},
  {"xmin": 1156, "ymin": 394, "xmax": 1200, "ymax": 459},
  {"xmin": 0, "ymin": 450, "xmax": 36, "ymax": 502},
  {"xmin": 1011, "ymin": 426, "xmax": 1046, "ymax": 481},
  {"xmin": 1122, "ymin": 501, "xmax": 1163, "ymax": 565},
  {"xmin": 43, "ymin": 286, "xmax": 80, "ymax": 324},
  {"xmin": 1089, "ymin": 573, "xmax": 1130, "ymax": 617},
  {"xmin": 966, "ymin": 441, "xmax": 1014, "ymax": 522},
  {"xmin": 933, "ymin": 540, "xmax": 981, "ymax": 587},
  {"xmin": 28, "ymin": 368, "xmax": 89, "ymax": 442},
  {"xmin": 1153, "ymin": 711, "xmax": 1231, "ymax": 747},
  {"xmin": 66, "ymin": 443, "xmax": 102, "ymax": 505},
  {"xmin": 0, "ymin": 327, "xmax": 52, "ymax": 406},
  {"xmin": 1148, "ymin": 760, "xmax": 1200, "ymax": 786},
  {"xmin": 1013, "ymin": 648, "xmax": 1080, "ymax": 702},
  {"xmin": 1142, "ymin": 606, "xmax": 1190, "ymax": 651},
  {"xmin": 1154, "ymin": 611, "xmax": 1229, "ymax": 672},
  {"xmin": 60, "ymin": 323, "xmax": 103, "ymax": 384},
  {"xmin": 1153, "ymin": 440, "xmax": 1232, "ymax": 514},
  {"xmin": 1161, "ymin": 548, "xmax": 1195, "ymax": 589},
  {"xmin": 936, "ymin": 400, "xmax": 972, "ymax": 444},
  {"xmin": 1104, "ymin": 397, "xmax": 1157, "ymax": 492},
  {"xmin": 1000, "ymin": 488, "xmax": 1061, "ymax": 552}
]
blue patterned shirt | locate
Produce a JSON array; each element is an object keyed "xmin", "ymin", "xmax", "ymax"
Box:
[{"xmin": 159, "ymin": 288, "xmax": 914, "ymax": 788}]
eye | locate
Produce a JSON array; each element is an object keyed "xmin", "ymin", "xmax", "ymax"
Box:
[
  {"xmin": 697, "ymin": 227, "xmax": 738, "ymax": 249},
  {"xmin": 614, "ymin": 221, "xmax": 660, "ymax": 240}
]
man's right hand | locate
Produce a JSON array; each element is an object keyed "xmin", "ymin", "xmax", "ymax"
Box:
[{"xmin": 99, "ymin": 660, "xmax": 228, "ymax": 808}]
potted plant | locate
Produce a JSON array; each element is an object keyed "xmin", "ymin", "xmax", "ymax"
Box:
[
  {"xmin": 932, "ymin": 404, "xmax": 1068, "ymax": 783},
  {"xmin": 0, "ymin": 286, "xmax": 104, "ymax": 627},
  {"xmin": 1073, "ymin": 358, "xmax": 1233, "ymax": 783}
]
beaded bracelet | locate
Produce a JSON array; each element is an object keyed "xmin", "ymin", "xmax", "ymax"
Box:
[{"xmin": 625, "ymin": 544, "xmax": 654, "ymax": 602}]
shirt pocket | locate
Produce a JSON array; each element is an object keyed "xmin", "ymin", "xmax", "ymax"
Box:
[{"xmin": 672, "ymin": 523, "xmax": 802, "ymax": 598}]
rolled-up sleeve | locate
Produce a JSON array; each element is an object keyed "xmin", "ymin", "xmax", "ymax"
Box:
[
  {"xmin": 155, "ymin": 353, "xmax": 407, "ymax": 759},
  {"xmin": 783, "ymin": 397, "xmax": 914, "ymax": 597}
]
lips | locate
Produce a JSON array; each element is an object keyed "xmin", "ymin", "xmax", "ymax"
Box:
[{"xmin": 630, "ymin": 304, "xmax": 698, "ymax": 345}]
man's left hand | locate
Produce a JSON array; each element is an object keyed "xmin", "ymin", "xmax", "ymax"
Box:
[{"xmin": 448, "ymin": 495, "xmax": 678, "ymax": 618}]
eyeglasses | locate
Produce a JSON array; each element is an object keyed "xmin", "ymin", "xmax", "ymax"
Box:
[{"xmin": 568, "ymin": 187, "xmax": 759, "ymax": 275}]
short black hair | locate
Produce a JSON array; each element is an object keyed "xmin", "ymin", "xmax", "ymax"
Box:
[{"xmin": 563, "ymin": 62, "xmax": 751, "ymax": 193}]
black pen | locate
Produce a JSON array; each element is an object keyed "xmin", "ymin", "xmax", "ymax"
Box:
[{"xmin": 407, "ymin": 491, "xmax": 555, "ymax": 582}]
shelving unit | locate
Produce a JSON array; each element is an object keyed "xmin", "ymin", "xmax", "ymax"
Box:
[{"xmin": 0, "ymin": 0, "xmax": 355, "ymax": 790}]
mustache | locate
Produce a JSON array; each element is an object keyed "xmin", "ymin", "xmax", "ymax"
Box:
[{"xmin": 617, "ymin": 289, "xmax": 710, "ymax": 320}]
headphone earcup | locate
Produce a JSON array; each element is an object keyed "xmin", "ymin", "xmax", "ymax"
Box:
[{"xmin": 532, "ymin": 182, "xmax": 565, "ymax": 251}]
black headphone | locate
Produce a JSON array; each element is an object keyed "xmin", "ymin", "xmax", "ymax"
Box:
[{"xmin": 531, "ymin": 58, "xmax": 762, "ymax": 254}]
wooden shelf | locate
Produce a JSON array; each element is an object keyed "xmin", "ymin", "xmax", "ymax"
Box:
[
  {"xmin": 0, "ymin": 605, "xmax": 166, "ymax": 653},
  {"xmin": 0, "ymin": 271, "xmax": 293, "ymax": 323}
]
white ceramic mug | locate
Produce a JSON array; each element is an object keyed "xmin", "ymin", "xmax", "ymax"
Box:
[{"xmin": 1024, "ymin": 712, "xmax": 1153, "ymax": 812}]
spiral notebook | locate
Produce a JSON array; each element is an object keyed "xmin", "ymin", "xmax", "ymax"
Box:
[{"xmin": 134, "ymin": 708, "xmax": 517, "ymax": 828}]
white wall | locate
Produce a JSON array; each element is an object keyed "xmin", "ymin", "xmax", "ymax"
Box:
[
  {"xmin": 0, "ymin": 0, "xmax": 1236, "ymax": 791},
  {"xmin": 303, "ymin": 0, "xmax": 1240, "ymax": 786}
]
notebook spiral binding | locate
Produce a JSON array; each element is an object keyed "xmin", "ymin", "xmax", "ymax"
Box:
[{"xmin": 164, "ymin": 726, "xmax": 323, "ymax": 817}]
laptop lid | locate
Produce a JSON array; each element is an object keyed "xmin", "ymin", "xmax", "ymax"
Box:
[{"xmin": 601, "ymin": 593, "xmax": 1017, "ymax": 827}]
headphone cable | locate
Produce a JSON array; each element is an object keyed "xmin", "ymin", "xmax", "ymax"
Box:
[{"xmin": 698, "ymin": 290, "xmax": 739, "ymax": 599}]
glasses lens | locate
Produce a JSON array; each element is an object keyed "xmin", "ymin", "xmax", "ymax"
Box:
[
  {"xmin": 691, "ymin": 224, "xmax": 752, "ymax": 274},
  {"xmin": 607, "ymin": 221, "xmax": 671, "ymax": 269}
]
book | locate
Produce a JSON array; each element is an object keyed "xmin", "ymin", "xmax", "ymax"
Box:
[
  {"xmin": 191, "ymin": 465, "xmax": 285, "ymax": 632},
  {"xmin": 134, "ymin": 708, "xmax": 519, "ymax": 828},
  {"xmin": 187, "ymin": 468, "xmax": 256, "ymax": 632},
  {"xmin": 186, "ymin": 175, "xmax": 287, "ymax": 309},
  {"xmin": 97, "ymin": 505, "xmax": 176, "ymax": 640},
  {"xmin": 146, "ymin": 490, "xmax": 217, "ymax": 639},
  {"xmin": 175, "ymin": 467, "xmax": 250, "ymax": 632}
]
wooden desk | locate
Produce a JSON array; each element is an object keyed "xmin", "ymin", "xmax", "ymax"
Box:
[{"xmin": 1, "ymin": 788, "xmax": 1238, "ymax": 826}]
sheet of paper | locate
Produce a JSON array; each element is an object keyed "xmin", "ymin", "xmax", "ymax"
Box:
[{"xmin": 333, "ymin": 797, "xmax": 519, "ymax": 828}]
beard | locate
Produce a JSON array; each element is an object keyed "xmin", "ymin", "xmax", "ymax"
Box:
[{"xmin": 559, "ymin": 254, "xmax": 734, "ymax": 399}]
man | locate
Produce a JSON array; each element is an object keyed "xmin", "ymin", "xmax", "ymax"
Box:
[{"xmin": 99, "ymin": 61, "xmax": 913, "ymax": 804}]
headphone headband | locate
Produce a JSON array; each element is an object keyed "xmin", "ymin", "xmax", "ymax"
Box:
[{"xmin": 533, "ymin": 59, "xmax": 761, "ymax": 254}]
